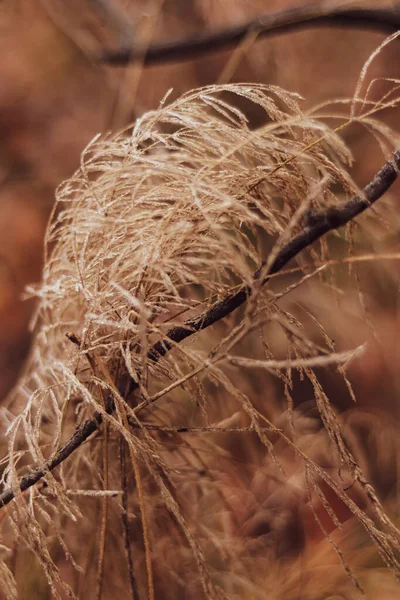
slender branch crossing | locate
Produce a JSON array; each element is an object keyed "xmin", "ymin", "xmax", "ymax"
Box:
[
  {"xmin": 100, "ymin": 4, "xmax": 400, "ymax": 66},
  {"xmin": 1, "ymin": 150, "xmax": 399, "ymax": 508}
]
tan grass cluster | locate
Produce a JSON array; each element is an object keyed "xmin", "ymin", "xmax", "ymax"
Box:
[
  {"xmin": 1, "ymin": 80, "xmax": 400, "ymax": 598},
  {"xmin": 9, "ymin": 83, "xmax": 357, "ymax": 450},
  {"xmin": 21, "ymin": 82, "xmax": 355, "ymax": 411}
]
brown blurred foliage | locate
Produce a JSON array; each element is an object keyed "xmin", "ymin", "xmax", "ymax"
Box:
[
  {"xmin": 1, "ymin": 0, "xmax": 400, "ymax": 396},
  {"xmin": 0, "ymin": 1, "xmax": 400, "ymax": 598}
]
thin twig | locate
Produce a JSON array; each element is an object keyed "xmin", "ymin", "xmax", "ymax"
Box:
[
  {"xmin": 100, "ymin": 4, "xmax": 400, "ymax": 66},
  {"xmin": 148, "ymin": 151, "xmax": 400, "ymax": 360},
  {"xmin": 1, "ymin": 150, "xmax": 399, "ymax": 508},
  {"xmin": 95, "ymin": 421, "xmax": 109, "ymax": 600},
  {"xmin": 127, "ymin": 423, "xmax": 277, "ymax": 433},
  {"xmin": 130, "ymin": 451, "xmax": 154, "ymax": 600},
  {"xmin": 119, "ymin": 438, "xmax": 139, "ymax": 600}
]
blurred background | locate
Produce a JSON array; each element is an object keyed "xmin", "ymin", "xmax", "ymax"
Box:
[
  {"xmin": 2, "ymin": 0, "xmax": 400, "ymax": 399},
  {"xmin": 1, "ymin": 1, "xmax": 400, "ymax": 598}
]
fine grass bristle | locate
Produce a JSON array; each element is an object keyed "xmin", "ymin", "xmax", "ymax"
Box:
[{"xmin": 1, "ymin": 70, "xmax": 400, "ymax": 599}]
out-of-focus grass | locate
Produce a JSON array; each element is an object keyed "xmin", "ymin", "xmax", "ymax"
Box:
[{"xmin": 0, "ymin": 1, "xmax": 399, "ymax": 598}]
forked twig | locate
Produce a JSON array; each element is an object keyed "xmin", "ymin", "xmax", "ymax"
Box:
[
  {"xmin": 100, "ymin": 4, "xmax": 400, "ymax": 66},
  {"xmin": 0, "ymin": 150, "xmax": 399, "ymax": 508}
]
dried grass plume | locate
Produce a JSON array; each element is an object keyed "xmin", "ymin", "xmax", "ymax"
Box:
[{"xmin": 1, "ymin": 79, "xmax": 400, "ymax": 598}]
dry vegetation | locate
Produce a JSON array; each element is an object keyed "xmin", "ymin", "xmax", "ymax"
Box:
[{"xmin": 1, "ymin": 1, "xmax": 400, "ymax": 599}]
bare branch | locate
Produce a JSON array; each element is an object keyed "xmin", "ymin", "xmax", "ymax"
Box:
[
  {"xmin": 126, "ymin": 422, "xmax": 277, "ymax": 433},
  {"xmin": 0, "ymin": 414, "xmax": 101, "ymax": 507},
  {"xmin": 1, "ymin": 150, "xmax": 399, "ymax": 508},
  {"xmin": 99, "ymin": 4, "xmax": 400, "ymax": 66},
  {"xmin": 148, "ymin": 151, "xmax": 400, "ymax": 360}
]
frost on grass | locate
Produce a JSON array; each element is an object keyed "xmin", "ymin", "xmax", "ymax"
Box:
[{"xmin": 1, "ymin": 83, "xmax": 400, "ymax": 597}]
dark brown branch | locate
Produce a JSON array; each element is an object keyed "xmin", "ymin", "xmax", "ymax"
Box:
[
  {"xmin": 1, "ymin": 150, "xmax": 399, "ymax": 508},
  {"xmin": 100, "ymin": 4, "xmax": 400, "ymax": 66},
  {"xmin": 148, "ymin": 151, "xmax": 400, "ymax": 360},
  {"xmin": 0, "ymin": 415, "xmax": 101, "ymax": 507}
]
